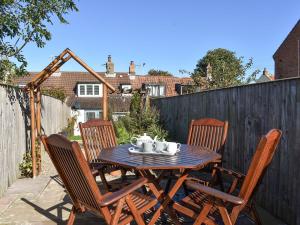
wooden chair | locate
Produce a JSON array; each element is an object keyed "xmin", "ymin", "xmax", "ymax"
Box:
[
  {"xmin": 164, "ymin": 118, "xmax": 229, "ymax": 193},
  {"xmin": 173, "ymin": 129, "xmax": 282, "ymax": 225},
  {"xmin": 41, "ymin": 134, "xmax": 157, "ymax": 225},
  {"xmin": 187, "ymin": 118, "xmax": 229, "ymax": 156},
  {"xmin": 186, "ymin": 118, "xmax": 229, "ymax": 187},
  {"xmin": 79, "ymin": 119, "xmax": 125, "ymax": 191}
]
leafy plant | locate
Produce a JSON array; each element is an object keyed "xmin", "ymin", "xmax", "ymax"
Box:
[
  {"xmin": 114, "ymin": 119, "xmax": 131, "ymax": 144},
  {"xmin": 69, "ymin": 135, "xmax": 82, "ymax": 141},
  {"xmin": 19, "ymin": 137, "xmax": 42, "ymax": 177},
  {"xmin": 19, "ymin": 152, "xmax": 33, "ymax": 177},
  {"xmin": 41, "ymin": 87, "xmax": 66, "ymax": 101},
  {"xmin": 114, "ymin": 92, "xmax": 168, "ymax": 143},
  {"xmin": 62, "ymin": 116, "xmax": 77, "ymax": 138},
  {"xmin": 148, "ymin": 69, "xmax": 173, "ymax": 77}
]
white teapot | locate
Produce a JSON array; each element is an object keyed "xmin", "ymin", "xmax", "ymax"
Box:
[{"xmin": 130, "ymin": 133, "xmax": 156, "ymax": 148}]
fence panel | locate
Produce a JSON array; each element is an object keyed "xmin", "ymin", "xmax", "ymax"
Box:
[
  {"xmin": 0, "ymin": 85, "xmax": 71, "ymax": 197},
  {"xmin": 152, "ymin": 78, "xmax": 300, "ymax": 225}
]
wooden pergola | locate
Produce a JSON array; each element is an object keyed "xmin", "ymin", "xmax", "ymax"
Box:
[{"xmin": 26, "ymin": 48, "xmax": 115, "ymax": 177}]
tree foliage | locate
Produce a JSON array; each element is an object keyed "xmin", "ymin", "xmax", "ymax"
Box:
[
  {"xmin": 192, "ymin": 48, "xmax": 259, "ymax": 89},
  {"xmin": 148, "ymin": 69, "xmax": 173, "ymax": 76},
  {"xmin": 41, "ymin": 87, "xmax": 66, "ymax": 101},
  {"xmin": 0, "ymin": 0, "xmax": 78, "ymax": 82}
]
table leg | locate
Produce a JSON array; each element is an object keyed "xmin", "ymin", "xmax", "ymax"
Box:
[{"xmin": 140, "ymin": 169, "xmax": 189, "ymax": 225}]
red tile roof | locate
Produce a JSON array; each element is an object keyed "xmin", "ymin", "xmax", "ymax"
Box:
[
  {"xmin": 15, "ymin": 71, "xmax": 194, "ymax": 97},
  {"xmin": 14, "ymin": 71, "xmax": 194, "ymax": 111}
]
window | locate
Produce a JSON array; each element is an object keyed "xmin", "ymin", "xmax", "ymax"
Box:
[
  {"xmin": 86, "ymin": 85, "xmax": 93, "ymax": 95},
  {"xmin": 78, "ymin": 84, "xmax": 102, "ymax": 97},
  {"xmin": 79, "ymin": 85, "xmax": 85, "ymax": 95},
  {"xmin": 121, "ymin": 84, "xmax": 132, "ymax": 91},
  {"xmin": 146, "ymin": 85, "xmax": 165, "ymax": 97},
  {"xmin": 94, "ymin": 85, "xmax": 100, "ymax": 95},
  {"xmin": 120, "ymin": 84, "xmax": 132, "ymax": 95},
  {"xmin": 85, "ymin": 110, "xmax": 102, "ymax": 121}
]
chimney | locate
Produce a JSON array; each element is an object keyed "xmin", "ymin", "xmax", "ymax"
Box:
[
  {"xmin": 105, "ymin": 55, "xmax": 116, "ymax": 77},
  {"xmin": 263, "ymin": 68, "xmax": 269, "ymax": 76},
  {"xmin": 129, "ymin": 61, "xmax": 136, "ymax": 75},
  {"xmin": 52, "ymin": 68, "xmax": 61, "ymax": 77}
]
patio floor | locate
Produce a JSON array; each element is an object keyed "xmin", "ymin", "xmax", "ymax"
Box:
[{"xmin": 0, "ymin": 153, "xmax": 287, "ymax": 225}]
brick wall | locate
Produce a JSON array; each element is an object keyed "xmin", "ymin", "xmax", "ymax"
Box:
[{"xmin": 274, "ymin": 20, "xmax": 300, "ymax": 79}]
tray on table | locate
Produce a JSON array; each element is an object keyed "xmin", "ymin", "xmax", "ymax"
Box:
[{"xmin": 128, "ymin": 147, "xmax": 179, "ymax": 156}]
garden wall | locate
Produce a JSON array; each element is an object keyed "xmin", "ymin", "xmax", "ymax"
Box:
[
  {"xmin": 0, "ymin": 84, "xmax": 71, "ymax": 197},
  {"xmin": 152, "ymin": 77, "xmax": 300, "ymax": 225}
]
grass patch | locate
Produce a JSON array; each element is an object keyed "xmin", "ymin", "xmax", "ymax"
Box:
[{"xmin": 69, "ymin": 135, "xmax": 82, "ymax": 141}]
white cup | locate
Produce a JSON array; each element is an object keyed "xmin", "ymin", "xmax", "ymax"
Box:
[
  {"xmin": 143, "ymin": 142, "xmax": 156, "ymax": 152},
  {"xmin": 155, "ymin": 141, "xmax": 167, "ymax": 152},
  {"xmin": 166, "ymin": 142, "xmax": 181, "ymax": 155}
]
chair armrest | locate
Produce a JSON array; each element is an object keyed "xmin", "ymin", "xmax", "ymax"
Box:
[
  {"xmin": 215, "ymin": 166, "xmax": 245, "ymax": 179},
  {"xmin": 186, "ymin": 180, "xmax": 244, "ymax": 205},
  {"xmin": 99, "ymin": 177, "xmax": 148, "ymax": 206},
  {"xmin": 185, "ymin": 177, "xmax": 208, "ymax": 185}
]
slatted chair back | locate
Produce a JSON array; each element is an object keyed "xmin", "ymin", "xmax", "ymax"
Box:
[
  {"xmin": 238, "ymin": 129, "xmax": 282, "ymax": 202},
  {"xmin": 41, "ymin": 134, "xmax": 111, "ymax": 220},
  {"xmin": 79, "ymin": 119, "xmax": 117, "ymax": 163},
  {"xmin": 187, "ymin": 118, "xmax": 228, "ymax": 154}
]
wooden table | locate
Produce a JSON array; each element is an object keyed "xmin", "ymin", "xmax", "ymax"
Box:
[{"xmin": 98, "ymin": 143, "xmax": 221, "ymax": 225}]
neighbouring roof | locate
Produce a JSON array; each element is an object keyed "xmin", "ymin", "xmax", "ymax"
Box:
[
  {"xmin": 15, "ymin": 72, "xmax": 131, "ymax": 96},
  {"xmin": 273, "ymin": 19, "xmax": 300, "ymax": 58},
  {"xmin": 14, "ymin": 71, "xmax": 194, "ymax": 112},
  {"xmin": 256, "ymin": 74, "xmax": 275, "ymax": 83},
  {"xmin": 14, "ymin": 71, "xmax": 194, "ymax": 97}
]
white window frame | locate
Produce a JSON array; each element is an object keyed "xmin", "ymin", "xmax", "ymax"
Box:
[
  {"xmin": 84, "ymin": 110, "xmax": 102, "ymax": 122},
  {"xmin": 77, "ymin": 84, "xmax": 103, "ymax": 97},
  {"xmin": 121, "ymin": 84, "xmax": 132, "ymax": 91},
  {"xmin": 147, "ymin": 84, "xmax": 165, "ymax": 97}
]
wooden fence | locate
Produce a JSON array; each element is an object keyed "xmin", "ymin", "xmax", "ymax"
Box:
[
  {"xmin": 152, "ymin": 77, "xmax": 300, "ymax": 225},
  {"xmin": 0, "ymin": 85, "xmax": 71, "ymax": 197}
]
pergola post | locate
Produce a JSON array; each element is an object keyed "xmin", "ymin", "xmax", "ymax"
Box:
[
  {"xmin": 29, "ymin": 87, "xmax": 37, "ymax": 178},
  {"xmin": 36, "ymin": 88, "xmax": 42, "ymax": 174},
  {"xmin": 103, "ymin": 84, "xmax": 108, "ymax": 120}
]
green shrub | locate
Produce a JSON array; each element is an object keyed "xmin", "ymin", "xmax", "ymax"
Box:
[
  {"xmin": 114, "ymin": 92, "xmax": 168, "ymax": 143},
  {"xmin": 114, "ymin": 119, "xmax": 131, "ymax": 144},
  {"xmin": 69, "ymin": 135, "xmax": 82, "ymax": 141},
  {"xmin": 62, "ymin": 116, "xmax": 77, "ymax": 138},
  {"xmin": 41, "ymin": 87, "xmax": 66, "ymax": 101},
  {"xmin": 19, "ymin": 152, "xmax": 33, "ymax": 177}
]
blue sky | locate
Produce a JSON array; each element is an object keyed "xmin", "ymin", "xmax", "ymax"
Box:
[{"xmin": 23, "ymin": 0, "xmax": 300, "ymax": 77}]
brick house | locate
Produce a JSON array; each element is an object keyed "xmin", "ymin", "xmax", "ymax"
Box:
[
  {"xmin": 15, "ymin": 56, "xmax": 194, "ymax": 135},
  {"xmin": 273, "ymin": 19, "xmax": 300, "ymax": 79}
]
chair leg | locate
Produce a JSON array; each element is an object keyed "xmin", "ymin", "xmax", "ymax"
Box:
[
  {"xmin": 215, "ymin": 168, "xmax": 225, "ymax": 191},
  {"xmin": 182, "ymin": 181, "xmax": 189, "ymax": 196},
  {"xmin": 98, "ymin": 169, "xmax": 111, "ymax": 192},
  {"xmin": 193, "ymin": 203, "xmax": 213, "ymax": 225},
  {"xmin": 164, "ymin": 171, "xmax": 173, "ymax": 194},
  {"xmin": 67, "ymin": 206, "xmax": 76, "ymax": 225},
  {"xmin": 218, "ymin": 206, "xmax": 233, "ymax": 225},
  {"xmin": 125, "ymin": 195, "xmax": 146, "ymax": 225},
  {"xmin": 250, "ymin": 202, "xmax": 263, "ymax": 225},
  {"xmin": 111, "ymin": 198, "xmax": 125, "ymax": 225},
  {"xmin": 121, "ymin": 169, "xmax": 127, "ymax": 182}
]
